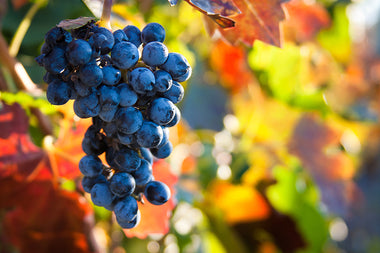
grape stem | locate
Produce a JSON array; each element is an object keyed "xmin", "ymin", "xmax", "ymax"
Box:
[{"xmin": 100, "ymin": 0, "xmax": 113, "ymax": 29}]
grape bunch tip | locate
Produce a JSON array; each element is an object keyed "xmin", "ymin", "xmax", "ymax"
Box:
[{"xmin": 36, "ymin": 19, "xmax": 191, "ymax": 229}]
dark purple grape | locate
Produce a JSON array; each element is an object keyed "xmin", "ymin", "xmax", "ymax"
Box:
[
  {"xmin": 142, "ymin": 41, "xmax": 168, "ymax": 67},
  {"xmin": 132, "ymin": 159, "xmax": 153, "ymax": 188},
  {"xmin": 151, "ymin": 141, "xmax": 173, "ymax": 159},
  {"xmin": 123, "ymin": 25, "xmax": 142, "ymax": 48},
  {"xmin": 136, "ymin": 121, "xmax": 163, "ymax": 148},
  {"xmin": 160, "ymin": 52, "xmax": 190, "ymax": 80},
  {"xmin": 109, "ymin": 172, "xmax": 136, "ymax": 197},
  {"xmin": 46, "ymin": 79, "xmax": 71, "ymax": 105},
  {"xmin": 144, "ymin": 181, "xmax": 171, "ymax": 205},
  {"xmin": 79, "ymin": 62, "xmax": 103, "ymax": 87},
  {"xmin": 114, "ymin": 196, "xmax": 138, "ymax": 222},
  {"xmin": 66, "ymin": 39, "xmax": 92, "ymax": 66},
  {"xmin": 113, "ymin": 29, "xmax": 128, "ymax": 44},
  {"xmin": 116, "ymin": 107, "xmax": 143, "ymax": 134},
  {"xmin": 148, "ymin": 97, "xmax": 175, "ymax": 125},
  {"xmin": 118, "ymin": 83, "xmax": 138, "ymax": 107},
  {"xmin": 91, "ymin": 182, "xmax": 114, "ymax": 207},
  {"xmin": 141, "ymin": 22, "xmax": 165, "ymax": 44},
  {"xmin": 79, "ymin": 155, "xmax": 103, "ymax": 178},
  {"xmin": 111, "ymin": 41, "xmax": 139, "ymax": 69},
  {"xmin": 43, "ymin": 47, "xmax": 67, "ymax": 74},
  {"xmin": 128, "ymin": 67, "xmax": 155, "ymax": 95},
  {"xmin": 161, "ymin": 81, "xmax": 184, "ymax": 104},
  {"xmin": 102, "ymin": 66, "xmax": 121, "ymax": 85},
  {"xmin": 154, "ymin": 70, "xmax": 172, "ymax": 92}
]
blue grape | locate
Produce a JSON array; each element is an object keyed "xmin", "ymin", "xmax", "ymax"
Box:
[
  {"xmin": 79, "ymin": 62, "xmax": 103, "ymax": 87},
  {"xmin": 140, "ymin": 148, "xmax": 153, "ymax": 164},
  {"xmin": 46, "ymin": 79, "xmax": 71, "ymax": 105},
  {"xmin": 148, "ymin": 97, "xmax": 175, "ymax": 125},
  {"xmin": 90, "ymin": 27, "xmax": 115, "ymax": 54},
  {"xmin": 128, "ymin": 67, "xmax": 155, "ymax": 94},
  {"xmin": 136, "ymin": 121, "xmax": 163, "ymax": 148},
  {"xmin": 118, "ymin": 83, "xmax": 138, "ymax": 107},
  {"xmin": 98, "ymin": 85, "xmax": 120, "ymax": 122},
  {"xmin": 174, "ymin": 65, "xmax": 192, "ymax": 82},
  {"xmin": 45, "ymin": 27, "xmax": 72, "ymax": 46},
  {"xmin": 111, "ymin": 42, "xmax": 139, "ymax": 69},
  {"xmin": 154, "ymin": 70, "xmax": 172, "ymax": 92},
  {"xmin": 161, "ymin": 81, "xmax": 184, "ymax": 104},
  {"xmin": 164, "ymin": 105, "xmax": 181, "ymax": 127},
  {"xmin": 117, "ymin": 131, "xmax": 136, "ymax": 145},
  {"xmin": 81, "ymin": 174, "xmax": 107, "ymax": 193},
  {"xmin": 142, "ymin": 42, "xmax": 168, "ymax": 67},
  {"xmin": 73, "ymin": 92, "xmax": 100, "ymax": 118},
  {"xmin": 141, "ymin": 22, "xmax": 165, "ymax": 43},
  {"xmin": 132, "ymin": 159, "xmax": 153, "ymax": 187},
  {"xmin": 82, "ymin": 126, "xmax": 106, "ymax": 155},
  {"xmin": 91, "ymin": 182, "xmax": 114, "ymax": 207},
  {"xmin": 116, "ymin": 107, "xmax": 143, "ymax": 134},
  {"xmin": 102, "ymin": 66, "xmax": 121, "ymax": 85},
  {"xmin": 110, "ymin": 172, "xmax": 136, "ymax": 197},
  {"xmin": 117, "ymin": 210, "xmax": 141, "ymax": 229},
  {"xmin": 66, "ymin": 39, "xmax": 92, "ymax": 66},
  {"xmin": 43, "ymin": 47, "xmax": 67, "ymax": 74},
  {"xmin": 74, "ymin": 80, "xmax": 93, "ymax": 97},
  {"xmin": 79, "ymin": 155, "xmax": 103, "ymax": 177},
  {"xmin": 144, "ymin": 181, "xmax": 171, "ymax": 205},
  {"xmin": 160, "ymin": 52, "xmax": 190, "ymax": 80},
  {"xmin": 151, "ymin": 141, "xmax": 173, "ymax": 159},
  {"xmin": 114, "ymin": 196, "xmax": 138, "ymax": 222},
  {"xmin": 123, "ymin": 25, "xmax": 142, "ymax": 48},
  {"xmin": 111, "ymin": 146, "xmax": 141, "ymax": 172},
  {"xmin": 113, "ymin": 29, "xmax": 128, "ymax": 44}
]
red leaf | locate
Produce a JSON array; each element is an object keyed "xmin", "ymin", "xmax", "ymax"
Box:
[
  {"xmin": 0, "ymin": 102, "xmax": 53, "ymax": 181},
  {"xmin": 208, "ymin": 0, "xmax": 287, "ymax": 47},
  {"xmin": 185, "ymin": 0, "xmax": 241, "ymax": 28},
  {"xmin": 0, "ymin": 177, "xmax": 94, "ymax": 253},
  {"xmin": 123, "ymin": 160, "xmax": 178, "ymax": 238},
  {"xmin": 283, "ymin": 0, "xmax": 330, "ymax": 42}
]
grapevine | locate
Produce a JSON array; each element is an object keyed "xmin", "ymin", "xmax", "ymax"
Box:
[{"xmin": 35, "ymin": 18, "xmax": 191, "ymax": 229}]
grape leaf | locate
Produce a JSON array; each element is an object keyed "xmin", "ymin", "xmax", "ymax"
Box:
[
  {"xmin": 283, "ymin": 0, "xmax": 330, "ymax": 42},
  {"xmin": 0, "ymin": 177, "xmax": 94, "ymax": 253},
  {"xmin": 123, "ymin": 160, "xmax": 178, "ymax": 238},
  {"xmin": 207, "ymin": 0, "xmax": 287, "ymax": 47},
  {"xmin": 0, "ymin": 102, "xmax": 95, "ymax": 252},
  {"xmin": 210, "ymin": 39, "xmax": 255, "ymax": 93},
  {"xmin": 209, "ymin": 181, "xmax": 270, "ymax": 223},
  {"xmin": 288, "ymin": 114, "xmax": 356, "ymax": 216},
  {"xmin": 0, "ymin": 102, "xmax": 53, "ymax": 181},
  {"xmin": 184, "ymin": 0, "xmax": 241, "ymax": 28},
  {"xmin": 57, "ymin": 17, "xmax": 96, "ymax": 30}
]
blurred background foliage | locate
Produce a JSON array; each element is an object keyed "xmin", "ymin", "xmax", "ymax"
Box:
[{"xmin": 1, "ymin": 0, "xmax": 380, "ymax": 252}]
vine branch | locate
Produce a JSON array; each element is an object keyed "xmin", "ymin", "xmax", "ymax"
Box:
[{"xmin": 100, "ymin": 0, "xmax": 112, "ymax": 29}]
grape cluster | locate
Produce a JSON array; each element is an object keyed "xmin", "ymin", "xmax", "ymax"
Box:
[{"xmin": 36, "ymin": 21, "xmax": 191, "ymax": 229}]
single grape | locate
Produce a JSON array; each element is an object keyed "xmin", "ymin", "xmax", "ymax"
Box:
[
  {"xmin": 148, "ymin": 97, "xmax": 175, "ymax": 125},
  {"xmin": 109, "ymin": 172, "xmax": 136, "ymax": 197},
  {"xmin": 79, "ymin": 62, "xmax": 103, "ymax": 87},
  {"xmin": 91, "ymin": 182, "xmax": 115, "ymax": 207},
  {"xmin": 151, "ymin": 141, "xmax": 173, "ymax": 159},
  {"xmin": 98, "ymin": 85, "xmax": 120, "ymax": 122},
  {"xmin": 116, "ymin": 107, "xmax": 143, "ymax": 135},
  {"xmin": 144, "ymin": 181, "xmax": 171, "ymax": 205},
  {"xmin": 135, "ymin": 121, "xmax": 163, "ymax": 148},
  {"xmin": 79, "ymin": 155, "xmax": 103, "ymax": 178},
  {"xmin": 161, "ymin": 81, "xmax": 184, "ymax": 104},
  {"xmin": 160, "ymin": 52, "xmax": 190, "ymax": 80},
  {"xmin": 90, "ymin": 27, "xmax": 115, "ymax": 54},
  {"xmin": 73, "ymin": 92, "xmax": 100, "ymax": 118},
  {"xmin": 123, "ymin": 25, "xmax": 142, "ymax": 48},
  {"xmin": 154, "ymin": 70, "xmax": 172, "ymax": 92},
  {"xmin": 113, "ymin": 29, "xmax": 128, "ymax": 44},
  {"xmin": 142, "ymin": 41, "xmax": 168, "ymax": 67},
  {"xmin": 114, "ymin": 196, "xmax": 138, "ymax": 222},
  {"xmin": 43, "ymin": 47, "xmax": 67, "ymax": 74},
  {"xmin": 81, "ymin": 174, "xmax": 107, "ymax": 193},
  {"xmin": 111, "ymin": 146, "xmax": 142, "ymax": 172},
  {"xmin": 102, "ymin": 66, "xmax": 121, "ymax": 85},
  {"xmin": 141, "ymin": 22, "xmax": 165, "ymax": 44},
  {"xmin": 118, "ymin": 83, "xmax": 138, "ymax": 107},
  {"xmin": 117, "ymin": 210, "xmax": 141, "ymax": 229},
  {"xmin": 164, "ymin": 105, "xmax": 181, "ymax": 127},
  {"xmin": 128, "ymin": 67, "xmax": 155, "ymax": 95},
  {"xmin": 46, "ymin": 79, "xmax": 71, "ymax": 105},
  {"xmin": 111, "ymin": 41, "xmax": 139, "ymax": 69},
  {"xmin": 66, "ymin": 39, "xmax": 92, "ymax": 66},
  {"xmin": 132, "ymin": 159, "xmax": 153, "ymax": 188}
]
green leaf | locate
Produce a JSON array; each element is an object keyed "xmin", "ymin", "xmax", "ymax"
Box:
[{"xmin": 266, "ymin": 165, "xmax": 328, "ymax": 253}]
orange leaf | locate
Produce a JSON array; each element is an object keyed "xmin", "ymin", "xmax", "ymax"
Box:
[
  {"xmin": 210, "ymin": 181, "xmax": 270, "ymax": 224},
  {"xmin": 283, "ymin": 0, "xmax": 331, "ymax": 42},
  {"xmin": 123, "ymin": 160, "xmax": 178, "ymax": 238},
  {"xmin": 210, "ymin": 39, "xmax": 255, "ymax": 92},
  {"xmin": 208, "ymin": 0, "xmax": 287, "ymax": 47}
]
